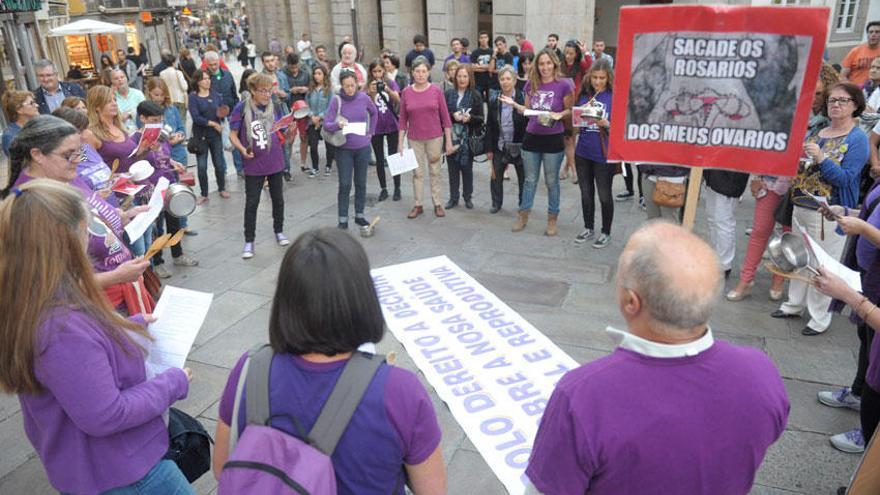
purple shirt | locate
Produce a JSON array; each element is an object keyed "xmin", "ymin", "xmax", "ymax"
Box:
[
  {"xmin": 324, "ymin": 91, "xmax": 378, "ymax": 150},
  {"xmin": 574, "ymin": 90, "xmax": 612, "ymax": 163},
  {"xmin": 19, "ymin": 307, "xmax": 188, "ymax": 494},
  {"xmin": 442, "ymin": 53, "xmax": 471, "ymax": 70},
  {"xmin": 219, "ymin": 352, "xmax": 441, "ymax": 495},
  {"xmin": 857, "ymin": 185, "xmax": 880, "ymax": 270},
  {"xmin": 526, "ymin": 340, "xmax": 789, "ymax": 495},
  {"xmin": 229, "ymin": 102, "xmax": 286, "ymax": 176},
  {"xmin": 96, "ymin": 135, "xmax": 138, "ymax": 174},
  {"xmin": 76, "ymin": 143, "xmax": 113, "ymax": 192},
  {"xmin": 524, "ymin": 79, "xmax": 573, "ymax": 135},
  {"xmin": 398, "ymin": 85, "xmax": 452, "ymax": 141},
  {"xmin": 15, "ymin": 173, "xmax": 132, "ymax": 273},
  {"xmin": 372, "ymin": 79, "xmax": 400, "ymax": 136}
]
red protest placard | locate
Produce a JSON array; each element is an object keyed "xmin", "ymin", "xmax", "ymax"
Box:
[{"xmin": 608, "ymin": 5, "xmax": 829, "ymax": 176}]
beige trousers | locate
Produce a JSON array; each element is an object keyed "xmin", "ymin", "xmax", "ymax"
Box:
[{"xmin": 410, "ymin": 137, "xmax": 443, "ymax": 207}]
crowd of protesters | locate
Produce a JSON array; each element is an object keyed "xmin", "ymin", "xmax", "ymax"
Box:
[{"xmin": 1, "ymin": 17, "xmax": 880, "ymax": 495}]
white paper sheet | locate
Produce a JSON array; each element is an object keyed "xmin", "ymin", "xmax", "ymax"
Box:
[
  {"xmin": 147, "ymin": 286, "xmax": 214, "ymax": 372},
  {"xmin": 342, "ymin": 122, "xmax": 367, "ymax": 136},
  {"xmin": 804, "ymin": 190, "xmax": 831, "ymax": 211},
  {"xmin": 524, "ymin": 109, "xmax": 550, "ymax": 117},
  {"xmin": 799, "ymin": 227, "xmax": 862, "ymax": 292},
  {"xmin": 387, "ymin": 148, "xmax": 419, "ymax": 176},
  {"xmin": 123, "ymin": 177, "xmax": 169, "ymax": 241}
]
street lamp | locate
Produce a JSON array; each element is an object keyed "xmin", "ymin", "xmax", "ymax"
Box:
[{"xmin": 350, "ymin": 0, "xmax": 358, "ymax": 54}]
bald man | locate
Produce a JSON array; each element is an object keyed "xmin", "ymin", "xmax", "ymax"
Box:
[{"xmin": 525, "ymin": 221, "xmax": 789, "ymax": 495}]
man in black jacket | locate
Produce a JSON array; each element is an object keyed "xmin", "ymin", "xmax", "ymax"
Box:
[
  {"xmin": 487, "ymin": 67, "xmax": 527, "ymax": 214},
  {"xmin": 34, "ymin": 59, "xmax": 86, "ymax": 114},
  {"xmin": 704, "ymin": 169, "xmax": 751, "ymax": 278}
]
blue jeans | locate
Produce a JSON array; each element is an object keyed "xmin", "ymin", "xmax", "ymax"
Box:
[
  {"xmin": 336, "ymin": 145, "xmax": 371, "ymax": 223},
  {"xmin": 64, "ymin": 460, "xmax": 194, "ymax": 495},
  {"xmin": 127, "ymin": 223, "xmax": 153, "ymax": 257},
  {"xmin": 232, "ymin": 147, "xmax": 243, "ymax": 174},
  {"xmin": 520, "ymin": 149, "xmax": 564, "ymax": 214}
]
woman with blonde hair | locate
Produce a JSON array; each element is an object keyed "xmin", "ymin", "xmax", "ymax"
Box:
[
  {"xmin": 85, "ymin": 85, "xmax": 143, "ymax": 175},
  {"xmin": 501, "ymin": 48, "xmax": 574, "ymax": 235},
  {"xmin": 0, "ymin": 178, "xmax": 193, "ymax": 495},
  {"xmin": 145, "ymin": 77, "xmax": 188, "ymax": 166},
  {"xmin": 1, "ymin": 90, "xmax": 38, "ymax": 156}
]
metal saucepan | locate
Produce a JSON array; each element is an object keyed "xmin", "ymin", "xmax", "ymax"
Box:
[
  {"xmin": 164, "ymin": 183, "xmax": 197, "ymax": 218},
  {"xmin": 767, "ymin": 232, "xmax": 820, "ymax": 276}
]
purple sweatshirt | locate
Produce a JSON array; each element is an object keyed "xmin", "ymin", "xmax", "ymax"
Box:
[
  {"xmin": 323, "ymin": 91, "xmax": 378, "ymax": 150},
  {"xmin": 19, "ymin": 307, "xmax": 189, "ymax": 494},
  {"xmin": 398, "ymin": 84, "xmax": 452, "ymax": 141}
]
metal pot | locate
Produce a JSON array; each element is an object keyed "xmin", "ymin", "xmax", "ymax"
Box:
[
  {"xmin": 767, "ymin": 232, "xmax": 819, "ymax": 275},
  {"xmin": 164, "ymin": 183, "xmax": 197, "ymax": 218}
]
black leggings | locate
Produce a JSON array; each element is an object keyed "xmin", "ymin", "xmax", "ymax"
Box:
[
  {"xmin": 852, "ymin": 323, "xmax": 874, "ymax": 397},
  {"xmin": 622, "ymin": 163, "xmax": 643, "ymax": 197},
  {"xmin": 862, "ymin": 384, "xmax": 880, "ymax": 444},
  {"xmin": 371, "ymin": 132, "xmax": 401, "ymax": 191},
  {"xmin": 575, "ymin": 156, "xmax": 614, "ymax": 235},
  {"xmin": 307, "ymin": 124, "xmax": 335, "ymax": 171},
  {"xmin": 243, "ymin": 172, "xmax": 284, "ymax": 242}
]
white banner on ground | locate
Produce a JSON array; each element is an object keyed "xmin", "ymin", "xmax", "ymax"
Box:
[{"xmin": 371, "ymin": 256, "xmax": 578, "ymax": 494}]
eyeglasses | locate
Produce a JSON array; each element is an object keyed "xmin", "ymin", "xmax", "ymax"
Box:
[
  {"xmin": 254, "ymin": 88, "xmax": 272, "ymax": 94},
  {"xmin": 20, "ymin": 100, "xmax": 37, "ymax": 108},
  {"xmin": 52, "ymin": 150, "xmax": 82, "ymax": 164},
  {"xmin": 827, "ymin": 97, "xmax": 854, "ymax": 106}
]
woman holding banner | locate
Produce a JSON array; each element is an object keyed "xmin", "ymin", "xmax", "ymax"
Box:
[
  {"xmin": 772, "ymin": 82, "xmax": 870, "ymax": 336},
  {"xmin": 501, "ymin": 48, "xmax": 574, "ymax": 236}
]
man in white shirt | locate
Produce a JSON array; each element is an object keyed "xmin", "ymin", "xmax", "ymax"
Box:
[
  {"xmin": 590, "ymin": 40, "xmax": 614, "ymax": 68},
  {"xmin": 297, "ymin": 33, "xmax": 313, "ymax": 62}
]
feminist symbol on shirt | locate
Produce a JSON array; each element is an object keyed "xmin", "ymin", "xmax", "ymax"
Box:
[
  {"xmin": 250, "ymin": 120, "xmax": 269, "ymax": 150},
  {"xmin": 533, "ymin": 90, "xmax": 557, "ymax": 111}
]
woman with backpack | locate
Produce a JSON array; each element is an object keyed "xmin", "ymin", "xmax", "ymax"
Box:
[
  {"xmin": 212, "ymin": 228, "xmax": 446, "ymax": 495},
  {"xmin": 324, "ymin": 71, "xmax": 378, "ymax": 230},
  {"xmin": 0, "ymin": 179, "xmax": 193, "ymax": 495}
]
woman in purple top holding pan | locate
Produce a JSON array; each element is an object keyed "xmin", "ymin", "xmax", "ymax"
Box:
[
  {"xmin": 212, "ymin": 228, "xmax": 446, "ymax": 495},
  {"xmin": 0, "ymin": 179, "xmax": 192, "ymax": 495},
  {"xmin": 229, "ymin": 72, "xmax": 292, "ymax": 260}
]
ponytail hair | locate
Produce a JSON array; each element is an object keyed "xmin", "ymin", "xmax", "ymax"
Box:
[{"xmin": 1, "ymin": 115, "xmax": 77, "ymax": 199}]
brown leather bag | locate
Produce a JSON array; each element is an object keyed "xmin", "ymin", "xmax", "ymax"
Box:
[{"xmin": 652, "ymin": 179, "xmax": 686, "ymax": 208}]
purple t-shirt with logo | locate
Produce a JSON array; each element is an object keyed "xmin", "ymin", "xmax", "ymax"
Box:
[
  {"xmin": 574, "ymin": 90, "xmax": 613, "ymax": 163},
  {"xmin": 524, "ymin": 79, "xmax": 573, "ymax": 135},
  {"xmin": 219, "ymin": 352, "xmax": 441, "ymax": 495},
  {"xmin": 526, "ymin": 340, "xmax": 789, "ymax": 495},
  {"xmin": 372, "ymin": 79, "xmax": 400, "ymax": 136},
  {"xmin": 229, "ymin": 102, "xmax": 286, "ymax": 177},
  {"xmin": 15, "ymin": 173, "xmax": 131, "ymax": 273}
]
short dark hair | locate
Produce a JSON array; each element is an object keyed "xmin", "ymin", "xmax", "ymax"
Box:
[
  {"xmin": 824, "ymin": 82, "xmax": 867, "ymax": 118},
  {"xmin": 261, "ymin": 51, "xmax": 274, "ymax": 61},
  {"xmin": 413, "ymin": 34, "xmax": 427, "ymax": 46},
  {"xmin": 460, "ymin": 37, "xmax": 470, "ymax": 48},
  {"xmin": 386, "ymin": 53, "xmax": 401, "ymax": 69},
  {"xmin": 494, "ymin": 36, "xmax": 507, "ymax": 45},
  {"xmin": 867, "ymin": 21, "xmax": 880, "ymax": 33},
  {"xmin": 286, "ymin": 52, "xmax": 300, "ymax": 65},
  {"xmin": 269, "ymin": 228, "xmax": 385, "ymax": 356},
  {"xmin": 478, "ymin": 31, "xmax": 489, "ymax": 38},
  {"xmin": 136, "ymin": 100, "xmax": 164, "ymax": 118},
  {"xmin": 548, "ymin": 33, "xmax": 559, "ymax": 41},
  {"xmin": 450, "ymin": 37, "xmax": 461, "ymax": 46}
]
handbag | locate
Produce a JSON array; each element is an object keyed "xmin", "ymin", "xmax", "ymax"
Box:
[
  {"xmin": 469, "ymin": 122, "xmax": 488, "ymax": 157},
  {"xmin": 186, "ymin": 129, "xmax": 208, "ymax": 155},
  {"xmin": 320, "ymin": 95, "xmax": 348, "ymax": 147},
  {"xmin": 652, "ymin": 179, "xmax": 686, "ymax": 208},
  {"xmin": 773, "ymin": 190, "xmax": 794, "ymax": 227},
  {"xmin": 143, "ymin": 266, "xmax": 162, "ymax": 300},
  {"xmin": 178, "ymin": 172, "xmax": 196, "ymax": 187},
  {"xmin": 501, "ymin": 142, "xmax": 522, "ymax": 163},
  {"xmin": 163, "ymin": 407, "xmax": 213, "ymax": 483}
]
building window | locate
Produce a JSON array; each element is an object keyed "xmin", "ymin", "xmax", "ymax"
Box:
[{"xmin": 835, "ymin": 0, "xmax": 860, "ymax": 33}]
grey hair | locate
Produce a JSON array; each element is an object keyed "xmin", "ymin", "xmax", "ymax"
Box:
[
  {"xmin": 497, "ymin": 66, "xmax": 517, "ymax": 80},
  {"xmin": 34, "ymin": 59, "xmax": 56, "ymax": 73},
  {"xmin": 411, "ymin": 55, "xmax": 431, "ymax": 71},
  {"xmin": 618, "ymin": 230, "xmax": 722, "ymax": 331},
  {"xmin": 2, "ymin": 115, "xmax": 78, "ymax": 198},
  {"xmin": 204, "ymin": 51, "xmax": 220, "ymax": 62}
]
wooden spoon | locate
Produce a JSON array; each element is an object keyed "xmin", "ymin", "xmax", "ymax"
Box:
[
  {"xmin": 144, "ymin": 233, "xmax": 172, "ymax": 261},
  {"xmin": 110, "ymin": 158, "xmax": 120, "ymax": 175},
  {"xmin": 764, "ymin": 262, "xmax": 815, "ymax": 284},
  {"xmin": 166, "ymin": 228, "xmax": 187, "ymax": 248}
]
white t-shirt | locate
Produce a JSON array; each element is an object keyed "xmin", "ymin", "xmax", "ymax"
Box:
[
  {"xmin": 246, "ymin": 43, "xmax": 257, "ymax": 58},
  {"xmin": 297, "ymin": 39, "xmax": 313, "ymax": 60}
]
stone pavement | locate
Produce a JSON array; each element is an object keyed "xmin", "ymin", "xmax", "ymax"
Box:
[{"xmin": 0, "ymin": 60, "xmax": 864, "ymax": 495}]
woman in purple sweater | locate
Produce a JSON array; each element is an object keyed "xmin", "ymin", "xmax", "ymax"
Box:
[
  {"xmin": 324, "ymin": 70, "xmax": 378, "ymax": 230},
  {"xmin": 0, "ymin": 179, "xmax": 192, "ymax": 495},
  {"xmin": 397, "ymin": 57, "xmax": 454, "ymax": 219}
]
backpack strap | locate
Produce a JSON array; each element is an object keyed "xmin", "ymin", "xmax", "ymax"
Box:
[
  {"xmin": 228, "ymin": 343, "xmax": 272, "ymax": 454},
  {"xmin": 309, "ymin": 351, "xmax": 384, "ymax": 456}
]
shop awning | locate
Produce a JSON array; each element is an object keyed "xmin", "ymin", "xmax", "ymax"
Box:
[{"xmin": 47, "ymin": 19, "xmax": 127, "ymax": 37}]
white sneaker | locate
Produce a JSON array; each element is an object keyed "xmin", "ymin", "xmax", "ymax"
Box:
[
  {"xmin": 818, "ymin": 387, "xmax": 861, "ymax": 411},
  {"xmin": 574, "ymin": 229, "xmax": 595, "ymax": 244},
  {"xmin": 830, "ymin": 428, "xmax": 865, "ymax": 453}
]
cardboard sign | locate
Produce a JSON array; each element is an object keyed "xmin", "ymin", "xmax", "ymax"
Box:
[
  {"xmin": 372, "ymin": 257, "xmax": 578, "ymax": 494},
  {"xmin": 608, "ymin": 5, "xmax": 829, "ymax": 176}
]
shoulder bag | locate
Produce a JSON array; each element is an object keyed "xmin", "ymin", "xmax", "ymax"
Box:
[{"xmin": 320, "ymin": 95, "xmax": 348, "ymax": 147}]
